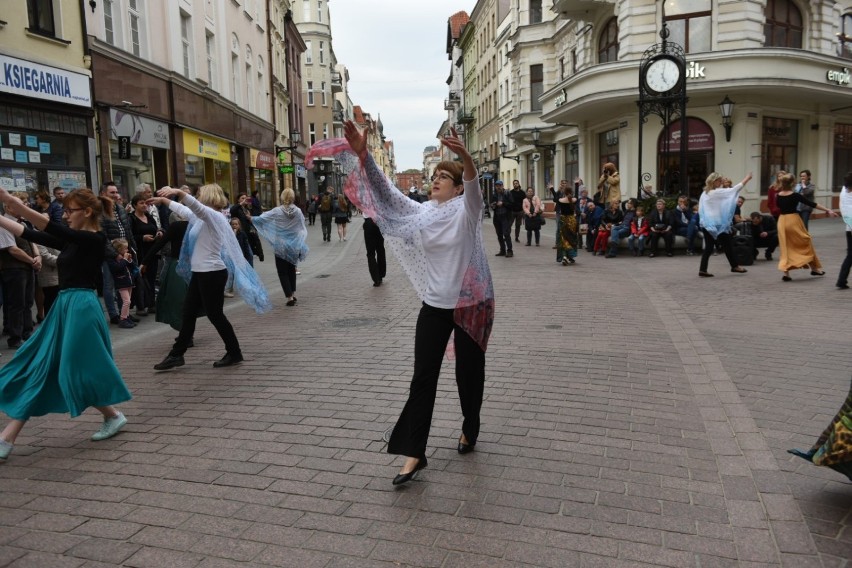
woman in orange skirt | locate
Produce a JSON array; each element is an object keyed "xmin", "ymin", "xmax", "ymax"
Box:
[{"xmin": 775, "ymin": 172, "xmax": 838, "ymax": 281}]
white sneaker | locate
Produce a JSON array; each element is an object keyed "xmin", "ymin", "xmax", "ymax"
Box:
[
  {"xmin": 224, "ymin": 290, "xmax": 235, "ymax": 298},
  {"xmin": 91, "ymin": 412, "xmax": 127, "ymax": 441},
  {"xmin": 0, "ymin": 439, "xmax": 12, "ymax": 459}
]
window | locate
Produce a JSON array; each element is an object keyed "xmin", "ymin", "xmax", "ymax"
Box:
[
  {"xmin": 323, "ymin": 123, "xmax": 328, "ymax": 139},
  {"xmin": 664, "ymin": 0, "xmax": 711, "ymax": 53},
  {"xmin": 246, "ymin": 46, "xmax": 254, "ymax": 113},
  {"xmin": 206, "ymin": 32, "xmax": 217, "ymax": 89},
  {"xmin": 303, "ymin": 0, "xmax": 310, "ymax": 22},
  {"xmin": 599, "ymin": 129, "xmax": 619, "ymax": 171},
  {"xmin": 104, "ymin": 0, "xmax": 116, "ymax": 45},
  {"xmin": 317, "ymin": 0, "xmax": 323, "ymax": 22},
  {"xmin": 309, "ymin": 122, "xmax": 316, "ymax": 145},
  {"xmin": 598, "ymin": 17, "xmax": 619, "ymax": 63},
  {"xmin": 833, "ymin": 124, "xmax": 852, "ymax": 190},
  {"xmin": 321, "ymin": 81, "xmax": 327, "ymax": 106},
  {"xmin": 231, "ymin": 34, "xmax": 241, "ymax": 105},
  {"xmin": 257, "ymin": 56, "xmax": 264, "ymax": 119},
  {"xmin": 529, "ymin": 0, "xmax": 542, "ymax": 25},
  {"xmin": 181, "ymin": 14, "xmax": 192, "ymax": 78},
  {"xmin": 760, "ymin": 117, "xmax": 799, "ymax": 194},
  {"xmin": 129, "ymin": 0, "xmax": 143, "ymax": 57},
  {"xmin": 305, "ymin": 40, "xmax": 312, "ymax": 64},
  {"xmin": 530, "ymin": 64, "xmax": 543, "ymax": 112},
  {"xmin": 27, "ymin": 0, "xmax": 55, "ymax": 36},
  {"xmin": 319, "ymin": 41, "xmax": 325, "ymax": 64},
  {"xmin": 839, "ymin": 13, "xmax": 852, "ymax": 58},
  {"xmin": 764, "ymin": 0, "xmax": 803, "ymax": 48},
  {"xmin": 307, "ymin": 81, "xmax": 314, "ymax": 105}
]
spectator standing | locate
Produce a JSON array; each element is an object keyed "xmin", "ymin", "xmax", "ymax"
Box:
[
  {"xmin": 490, "ymin": 180, "xmax": 513, "ymax": 258},
  {"xmin": 107, "ymin": 238, "xmax": 137, "ymax": 329},
  {"xmin": 837, "ymin": 172, "xmax": 852, "ymax": 290},
  {"xmin": 46, "ymin": 187, "xmax": 65, "ymax": 225},
  {"xmin": 362, "ymin": 217, "xmax": 386, "ymax": 286},
  {"xmin": 318, "ymin": 188, "xmax": 334, "ymax": 242},
  {"xmin": 509, "ymin": 180, "xmax": 526, "ymax": 243},
  {"xmin": 306, "ymin": 195, "xmax": 318, "ymax": 226},
  {"xmin": 796, "ymin": 169, "xmax": 816, "ymax": 229},
  {"xmin": 101, "ymin": 183, "xmax": 138, "ymax": 324},
  {"xmin": 129, "ymin": 194, "xmax": 162, "ymax": 316},
  {"xmin": 522, "ymin": 187, "xmax": 543, "ymax": 246},
  {"xmin": 597, "ymin": 162, "xmax": 621, "ymax": 205},
  {"xmin": 34, "ymin": 242, "xmax": 59, "ymax": 316},
  {"xmin": 766, "ymin": 171, "xmax": 784, "ymax": 220},
  {"xmin": 333, "ymin": 194, "xmax": 350, "ymax": 242},
  {"xmin": 0, "ymin": 208, "xmax": 38, "ymax": 349}
]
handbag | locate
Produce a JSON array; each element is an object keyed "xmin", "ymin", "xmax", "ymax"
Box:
[
  {"xmin": 579, "ymin": 223, "xmax": 589, "ymax": 234},
  {"xmin": 538, "ymin": 214, "xmax": 545, "ymax": 226}
]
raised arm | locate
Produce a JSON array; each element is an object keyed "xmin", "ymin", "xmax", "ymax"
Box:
[
  {"xmin": 0, "ymin": 190, "xmax": 48, "ymax": 232},
  {"xmin": 156, "ymin": 187, "xmax": 214, "ymax": 223},
  {"xmin": 439, "ymin": 127, "xmax": 482, "ymax": 217}
]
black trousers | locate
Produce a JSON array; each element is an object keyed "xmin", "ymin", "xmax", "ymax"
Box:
[
  {"xmin": 388, "ymin": 303, "xmax": 485, "ymax": 459},
  {"xmin": 0, "ymin": 268, "xmax": 33, "ymax": 344},
  {"xmin": 699, "ymin": 230, "xmax": 737, "ymax": 272},
  {"xmin": 274, "ymin": 256, "xmax": 297, "ymax": 297},
  {"xmin": 308, "ymin": 212, "xmax": 316, "ymax": 225},
  {"xmin": 170, "ymin": 269, "xmax": 240, "ymax": 357},
  {"xmin": 648, "ymin": 231, "xmax": 674, "ymax": 254},
  {"xmin": 364, "ymin": 230, "xmax": 386, "ymax": 284},
  {"xmin": 493, "ymin": 214, "xmax": 513, "ymax": 253},
  {"xmin": 838, "ymin": 231, "xmax": 852, "ymax": 287},
  {"xmin": 320, "ymin": 213, "xmax": 333, "ymax": 241},
  {"xmin": 513, "ymin": 211, "xmax": 524, "ymax": 240}
]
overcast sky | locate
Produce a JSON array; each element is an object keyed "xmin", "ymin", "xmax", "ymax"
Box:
[{"xmin": 329, "ymin": 1, "xmax": 475, "ymax": 171}]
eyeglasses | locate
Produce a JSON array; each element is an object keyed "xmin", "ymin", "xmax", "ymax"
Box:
[{"xmin": 431, "ymin": 173, "xmax": 455, "ymax": 183}]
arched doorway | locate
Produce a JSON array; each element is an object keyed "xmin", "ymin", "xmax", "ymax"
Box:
[{"xmin": 657, "ymin": 117, "xmax": 715, "ymax": 200}]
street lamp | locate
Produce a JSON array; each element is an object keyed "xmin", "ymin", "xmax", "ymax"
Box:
[
  {"xmin": 275, "ymin": 130, "xmax": 302, "ymax": 201},
  {"xmin": 531, "ymin": 127, "xmax": 556, "ymax": 155},
  {"xmin": 500, "ymin": 142, "xmax": 521, "ymax": 163},
  {"xmin": 719, "ymin": 96, "xmax": 735, "ymax": 142}
]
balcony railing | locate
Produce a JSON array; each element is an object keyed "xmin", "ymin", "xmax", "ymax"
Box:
[
  {"xmin": 331, "ymin": 71, "xmax": 342, "ymax": 93},
  {"xmin": 332, "ymin": 110, "xmax": 345, "ymax": 123},
  {"xmin": 456, "ymin": 109, "xmax": 475, "ymax": 124},
  {"xmin": 444, "ymin": 98, "xmax": 459, "ymax": 110}
]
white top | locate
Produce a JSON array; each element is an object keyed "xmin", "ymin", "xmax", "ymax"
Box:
[
  {"xmin": 169, "ymin": 195, "xmax": 227, "ymax": 272},
  {"xmin": 420, "ymin": 177, "xmax": 482, "ymax": 309},
  {"xmin": 841, "ymin": 186, "xmax": 852, "ymax": 232}
]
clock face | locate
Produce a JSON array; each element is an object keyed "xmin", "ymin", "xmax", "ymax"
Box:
[{"xmin": 644, "ymin": 57, "xmax": 681, "ymax": 95}]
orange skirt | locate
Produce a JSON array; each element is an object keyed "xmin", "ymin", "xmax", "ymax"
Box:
[{"xmin": 777, "ymin": 213, "xmax": 821, "ymax": 272}]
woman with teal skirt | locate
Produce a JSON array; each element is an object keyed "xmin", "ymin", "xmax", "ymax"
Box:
[{"xmin": 0, "ymin": 188, "xmax": 132, "ymax": 460}]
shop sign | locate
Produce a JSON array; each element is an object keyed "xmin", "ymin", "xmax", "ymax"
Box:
[
  {"xmin": 110, "ymin": 109, "xmax": 170, "ymax": 149},
  {"xmin": 827, "ymin": 67, "xmax": 850, "ymax": 86},
  {"xmin": 658, "ymin": 118, "xmax": 715, "ymax": 152},
  {"xmin": 296, "ymin": 164, "xmax": 307, "ymax": 179},
  {"xmin": 250, "ymin": 148, "xmax": 276, "ymax": 170},
  {"xmin": 182, "ymin": 130, "xmax": 230, "ymax": 162},
  {"xmin": 554, "ymin": 88, "xmax": 568, "ymax": 108},
  {"xmin": 685, "ymin": 61, "xmax": 706, "ymax": 79},
  {"xmin": 0, "ymin": 54, "xmax": 91, "ymax": 107}
]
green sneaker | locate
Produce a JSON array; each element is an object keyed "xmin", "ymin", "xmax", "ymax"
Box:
[{"xmin": 91, "ymin": 412, "xmax": 127, "ymax": 441}]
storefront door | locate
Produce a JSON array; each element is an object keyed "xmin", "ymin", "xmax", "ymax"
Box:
[{"xmin": 658, "ymin": 118, "xmax": 715, "ymax": 200}]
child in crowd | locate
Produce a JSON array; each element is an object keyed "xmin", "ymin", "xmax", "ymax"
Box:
[
  {"xmin": 108, "ymin": 238, "xmax": 136, "ymax": 329},
  {"xmin": 224, "ymin": 218, "xmax": 253, "ymax": 298},
  {"xmin": 628, "ymin": 206, "xmax": 650, "ymax": 256}
]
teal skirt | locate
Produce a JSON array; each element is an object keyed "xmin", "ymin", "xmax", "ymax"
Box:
[{"xmin": 0, "ymin": 288, "xmax": 132, "ymax": 420}]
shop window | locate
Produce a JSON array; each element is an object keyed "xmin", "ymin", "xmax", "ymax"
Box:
[
  {"xmin": 833, "ymin": 124, "xmax": 852, "ymax": 191},
  {"xmin": 840, "ymin": 14, "xmax": 852, "ymax": 58},
  {"xmin": 664, "ymin": 0, "xmax": 711, "ymax": 53},
  {"xmin": 530, "ymin": 64, "xmax": 543, "ymax": 112},
  {"xmin": 27, "ymin": 0, "xmax": 55, "ymax": 36},
  {"xmin": 598, "ymin": 17, "xmax": 619, "ymax": 63},
  {"xmin": 529, "ymin": 0, "xmax": 542, "ymax": 24},
  {"xmin": 764, "ymin": 0, "xmax": 803, "ymax": 48},
  {"xmin": 599, "ymin": 129, "xmax": 619, "ymax": 172},
  {"xmin": 760, "ymin": 117, "xmax": 798, "ymax": 194}
]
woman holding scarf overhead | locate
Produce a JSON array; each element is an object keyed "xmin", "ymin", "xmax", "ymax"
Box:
[
  {"xmin": 308, "ymin": 122, "xmax": 495, "ymax": 486},
  {"xmin": 152, "ymin": 184, "xmax": 271, "ymax": 371},
  {"xmin": 698, "ymin": 171, "xmax": 752, "ymax": 277}
]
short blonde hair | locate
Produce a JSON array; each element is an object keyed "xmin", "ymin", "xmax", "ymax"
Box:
[
  {"xmin": 779, "ymin": 173, "xmax": 795, "ymax": 190},
  {"xmin": 280, "ymin": 188, "xmax": 295, "ymax": 206},
  {"xmin": 111, "ymin": 238, "xmax": 128, "ymax": 252},
  {"xmin": 196, "ymin": 184, "xmax": 228, "ymax": 209},
  {"xmin": 704, "ymin": 172, "xmax": 723, "ymax": 192}
]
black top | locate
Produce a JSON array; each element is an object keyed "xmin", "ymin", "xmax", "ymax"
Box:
[
  {"xmin": 556, "ymin": 200, "xmax": 576, "ymax": 216},
  {"xmin": 777, "ymin": 192, "xmax": 816, "ymax": 215},
  {"xmin": 23, "ymin": 222, "xmax": 106, "ymax": 290},
  {"xmin": 130, "ymin": 212, "xmax": 160, "ymax": 259},
  {"xmin": 141, "ymin": 220, "xmax": 188, "ymax": 264}
]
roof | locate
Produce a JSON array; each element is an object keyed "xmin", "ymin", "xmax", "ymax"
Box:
[{"xmin": 449, "ymin": 11, "xmax": 469, "ymax": 40}]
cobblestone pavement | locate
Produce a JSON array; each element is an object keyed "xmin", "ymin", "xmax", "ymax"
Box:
[{"xmin": 0, "ymin": 215, "xmax": 850, "ymax": 567}]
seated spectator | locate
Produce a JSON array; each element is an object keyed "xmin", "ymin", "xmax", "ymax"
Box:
[
  {"xmin": 647, "ymin": 199, "xmax": 674, "ymax": 257},
  {"xmin": 628, "ymin": 206, "xmax": 649, "ymax": 256},
  {"xmin": 672, "ymin": 195, "xmax": 699, "ymax": 255},
  {"xmin": 749, "ymin": 211, "xmax": 778, "ymax": 261},
  {"xmin": 606, "ymin": 198, "xmax": 636, "ymax": 258},
  {"xmin": 583, "ymin": 201, "xmax": 604, "ymax": 253},
  {"xmin": 594, "ymin": 199, "xmax": 623, "ymax": 256}
]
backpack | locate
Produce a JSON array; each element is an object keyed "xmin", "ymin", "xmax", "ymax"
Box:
[{"xmin": 319, "ymin": 194, "xmax": 332, "ymax": 212}]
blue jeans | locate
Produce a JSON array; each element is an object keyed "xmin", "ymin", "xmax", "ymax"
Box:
[
  {"xmin": 675, "ymin": 218, "xmax": 699, "ymax": 251},
  {"xmin": 101, "ymin": 261, "xmax": 119, "ymax": 318},
  {"xmin": 608, "ymin": 225, "xmax": 630, "ymax": 255},
  {"xmin": 799, "ymin": 209, "xmax": 811, "ymax": 230},
  {"xmin": 627, "ymin": 235, "xmax": 646, "ymax": 254}
]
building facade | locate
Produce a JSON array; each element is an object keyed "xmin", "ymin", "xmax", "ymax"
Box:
[
  {"xmin": 85, "ymin": 0, "xmax": 275, "ymax": 202},
  {"xmin": 0, "ymin": 1, "xmax": 94, "ymax": 195}
]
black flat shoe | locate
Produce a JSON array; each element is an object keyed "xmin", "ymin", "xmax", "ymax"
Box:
[
  {"xmin": 213, "ymin": 352, "xmax": 244, "ymax": 368},
  {"xmin": 698, "ymin": 272, "xmax": 714, "ymax": 278},
  {"xmin": 731, "ymin": 267, "xmax": 747, "ymax": 273},
  {"xmin": 810, "ymin": 270, "xmax": 825, "ymax": 276},
  {"xmin": 392, "ymin": 457, "xmax": 427, "ymax": 486},
  {"xmin": 457, "ymin": 440, "xmax": 475, "ymax": 454},
  {"xmin": 782, "ymin": 275, "xmax": 792, "ymax": 282},
  {"xmin": 154, "ymin": 355, "xmax": 185, "ymax": 371}
]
